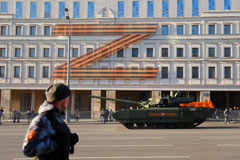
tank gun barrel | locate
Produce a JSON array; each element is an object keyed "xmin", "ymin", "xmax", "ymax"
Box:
[{"xmin": 89, "ymin": 95, "xmax": 142, "ymax": 106}]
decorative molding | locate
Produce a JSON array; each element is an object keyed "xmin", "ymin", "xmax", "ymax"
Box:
[{"xmin": 96, "ymin": 7, "xmax": 116, "ymax": 18}]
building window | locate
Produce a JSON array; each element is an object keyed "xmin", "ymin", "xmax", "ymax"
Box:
[
  {"xmin": 28, "ymin": 66, "xmax": 34, "ymax": 78},
  {"xmin": 147, "ymin": 1, "xmax": 154, "ymax": 18},
  {"xmin": 208, "ymin": 0, "xmax": 215, "ymax": 10},
  {"xmin": 224, "ymin": 0, "xmax": 231, "ymax": 10},
  {"xmin": 132, "ymin": 1, "xmax": 139, "ymax": 18},
  {"xmin": 87, "ymin": 48, "xmax": 93, "ymax": 52},
  {"xmin": 16, "ymin": 2, "xmax": 22, "ymax": 18},
  {"xmin": 177, "ymin": 25, "xmax": 183, "ymax": 35},
  {"xmin": 30, "ymin": 2, "xmax": 37, "ymax": 18},
  {"xmin": 162, "ymin": 25, "xmax": 168, "ymax": 35},
  {"xmin": 88, "ymin": 1, "xmax": 94, "ymax": 18},
  {"xmin": 0, "ymin": 48, "xmax": 6, "ymax": 57},
  {"xmin": 162, "ymin": 0, "xmax": 168, "ymax": 17},
  {"xmin": 43, "ymin": 66, "xmax": 49, "ymax": 78},
  {"xmin": 16, "ymin": 26, "xmax": 22, "ymax": 35},
  {"xmin": 44, "ymin": 2, "xmax": 51, "ymax": 18},
  {"xmin": 118, "ymin": 1, "xmax": 124, "ymax": 18},
  {"xmin": 30, "ymin": 26, "xmax": 36, "ymax": 36},
  {"xmin": 44, "ymin": 26, "xmax": 50, "ymax": 35},
  {"xmin": 208, "ymin": 48, "xmax": 215, "ymax": 57},
  {"xmin": 177, "ymin": 67, "xmax": 183, "ymax": 78},
  {"xmin": 177, "ymin": 0, "xmax": 184, "ymax": 17},
  {"xmin": 224, "ymin": 47, "xmax": 231, "ymax": 57},
  {"xmin": 14, "ymin": 66, "xmax": 20, "ymax": 78},
  {"xmin": 208, "ymin": 67, "xmax": 215, "ymax": 79},
  {"xmin": 29, "ymin": 48, "xmax": 35, "ymax": 57},
  {"xmin": 177, "ymin": 48, "xmax": 183, "ymax": 57},
  {"xmin": 192, "ymin": 67, "xmax": 199, "ymax": 79},
  {"xmin": 1, "ymin": 26, "xmax": 7, "ymax": 35},
  {"xmin": 224, "ymin": 24, "xmax": 231, "ymax": 34},
  {"xmin": 73, "ymin": 2, "xmax": 80, "ymax": 18},
  {"xmin": 192, "ymin": 48, "xmax": 199, "ymax": 57},
  {"xmin": 208, "ymin": 25, "xmax": 215, "ymax": 34},
  {"xmin": 192, "ymin": 0, "xmax": 199, "ymax": 16},
  {"xmin": 117, "ymin": 49, "xmax": 124, "ymax": 57},
  {"xmin": 72, "ymin": 48, "xmax": 78, "ymax": 57},
  {"xmin": 58, "ymin": 48, "xmax": 64, "ymax": 57},
  {"xmin": 0, "ymin": 66, "xmax": 5, "ymax": 77},
  {"xmin": 162, "ymin": 48, "xmax": 168, "ymax": 57},
  {"xmin": 192, "ymin": 25, "xmax": 199, "ymax": 35},
  {"xmin": 15, "ymin": 48, "xmax": 21, "ymax": 57},
  {"xmin": 224, "ymin": 67, "xmax": 231, "ymax": 79},
  {"xmin": 0, "ymin": 2, "xmax": 7, "ymax": 12},
  {"xmin": 59, "ymin": 2, "xmax": 65, "ymax": 18},
  {"xmin": 20, "ymin": 94, "xmax": 31, "ymax": 112},
  {"xmin": 132, "ymin": 48, "xmax": 139, "ymax": 57},
  {"xmin": 146, "ymin": 48, "xmax": 153, "ymax": 57},
  {"xmin": 161, "ymin": 67, "xmax": 168, "ymax": 79},
  {"xmin": 43, "ymin": 48, "xmax": 50, "ymax": 57}
]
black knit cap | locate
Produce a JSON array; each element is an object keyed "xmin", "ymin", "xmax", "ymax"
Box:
[{"xmin": 45, "ymin": 83, "xmax": 70, "ymax": 103}]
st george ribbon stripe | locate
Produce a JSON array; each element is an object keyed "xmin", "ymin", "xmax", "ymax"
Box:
[{"xmin": 51, "ymin": 23, "xmax": 158, "ymax": 80}]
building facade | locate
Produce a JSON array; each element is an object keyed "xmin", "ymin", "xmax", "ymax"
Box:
[{"xmin": 0, "ymin": 0, "xmax": 240, "ymax": 119}]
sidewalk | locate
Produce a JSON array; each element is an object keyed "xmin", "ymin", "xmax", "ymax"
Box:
[{"xmin": 0, "ymin": 118, "xmax": 118, "ymax": 125}]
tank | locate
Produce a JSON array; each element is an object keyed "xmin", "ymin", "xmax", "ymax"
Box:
[{"xmin": 89, "ymin": 92, "xmax": 215, "ymax": 129}]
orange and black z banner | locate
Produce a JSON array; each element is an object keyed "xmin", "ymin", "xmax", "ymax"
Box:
[{"xmin": 51, "ymin": 23, "xmax": 158, "ymax": 80}]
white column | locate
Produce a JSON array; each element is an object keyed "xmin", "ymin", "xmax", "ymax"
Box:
[
  {"xmin": 91, "ymin": 90, "xmax": 101, "ymax": 120},
  {"xmin": 71, "ymin": 90, "xmax": 75, "ymax": 114},
  {"xmin": 106, "ymin": 90, "xmax": 116, "ymax": 112},
  {"xmin": 31, "ymin": 90, "xmax": 35, "ymax": 111}
]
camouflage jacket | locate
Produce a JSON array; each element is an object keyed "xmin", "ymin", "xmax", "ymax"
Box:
[{"xmin": 23, "ymin": 101, "xmax": 71, "ymax": 160}]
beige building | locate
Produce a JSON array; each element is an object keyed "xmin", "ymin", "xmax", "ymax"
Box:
[{"xmin": 1, "ymin": 0, "xmax": 240, "ymax": 119}]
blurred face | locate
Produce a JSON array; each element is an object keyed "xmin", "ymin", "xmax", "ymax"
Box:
[{"xmin": 59, "ymin": 96, "xmax": 70, "ymax": 110}]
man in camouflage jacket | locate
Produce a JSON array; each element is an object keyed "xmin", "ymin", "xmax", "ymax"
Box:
[{"xmin": 23, "ymin": 83, "xmax": 78, "ymax": 160}]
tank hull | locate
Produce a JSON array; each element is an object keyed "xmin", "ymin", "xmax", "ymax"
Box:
[{"xmin": 113, "ymin": 107, "xmax": 215, "ymax": 129}]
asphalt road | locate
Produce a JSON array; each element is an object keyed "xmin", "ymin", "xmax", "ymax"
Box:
[{"xmin": 0, "ymin": 121, "xmax": 240, "ymax": 160}]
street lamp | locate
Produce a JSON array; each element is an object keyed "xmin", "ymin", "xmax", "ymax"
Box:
[{"xmin": 65, "ymin": 8, "xmax": 71, "ymax": 123}]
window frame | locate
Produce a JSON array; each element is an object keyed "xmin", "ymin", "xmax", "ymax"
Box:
[
  {"xmin": 0, "ymin": 66, "xmax": 5, "ymax": 78},
  {"xmin": 161, "ymin": 66, "xmax": 168, "ymax": 79},
  {"xmin": 44, "ymin": 26, "xmax": 51, "ymax": 36},
  {"xmin": 162, "ymin": 25, "xmax": 169, "ymax": 35},
  {"xmin": 15, "ymin": 48, "xmax": 21, "ymax": 57},
  {"xmin": 132, "ymin": 47, "xmax": 139, "ymax": 58},
  {"xmin": 192, "ymin": 24, "xmax": 199, "ymax": 35},
  {"xmin": 208, "ymin": 66, "xmax": 215, "ymax": 79},
  {"xmin": 43, "ymin": 48, "xmax": 50, "ymax": 57},
  {"xmin": 177, "ymin": 24, "xmax": 184, "ymax": 35},
  {"xmin": 224, "ymin": 66, "xmax": 231, "ymax": 79},
  {"xmin": 14, "ymin": 66, "xmax": 21, "ymax": 78},
  {"xmin": 176, "ymin": 47, "xmax": 184, "ymax": 57},
  {"xmin": 146, "ymin": 48, "xmax": 154, "ymax": 58},
  {"xmin": 0, "ymin": 48, "xmax": 6, "ymax": 57},
  {"xmin": 42, "ymin": 66, "xmax": 49, "ymax": 78},
  {"xmin": 208, "ymin": 24, "xmax": 215, "ymax": 35},
  {"xmin": 208, "ymin": 47, "xmax": 215, "ymax": 57},
  {"xmin": 30, "ymin": 26, "xmax": 36, "ymax": 36},
  {"xmin": 0, "ymin": 26, "xmax": 7, "ymax": 35},
  {"xmin": 176, "ymin": 66, "xmax": 184, "ymax": 79},
  {"xmin": 117, "ymin": 49, "xmax": 124, "ymax": 58},
  {"xmin": 192, "ymin": 66, "xmax": 199, "ymax": 79},
  {"xmin": 28, "ymin": 66, "xmax": 35, "ymax": 78},
  {"xmin": 16, "ymin": 26, "xmax": 22, "ymax": 35}
]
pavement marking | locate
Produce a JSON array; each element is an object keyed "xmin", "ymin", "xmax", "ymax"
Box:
[
  {"xmin": 217, "ymin": 144, "xmax": 240, "ymax": 147},
  {"xmin": 80, "ymin": 137, "xmax": 165, "ymax": 140},
  {"xmin": 201, "ymin": 137, "xmax": 240, "ymax": 139},
  {"xmin": 13, "ymin": 156, "xmax": 190, "ymax": 160},
  {"xmin": 75, "ymin": 144, "xmax": 173, "ymax": 147},
  {"xmin": 69, "ymin": 156, "xmax": 190, "ymax": 159}
]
